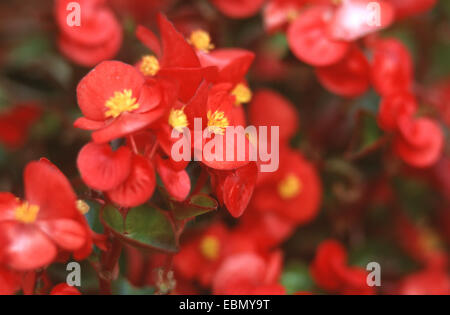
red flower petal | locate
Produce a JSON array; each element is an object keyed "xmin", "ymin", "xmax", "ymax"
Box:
[
  {"xmin": 0, "ymin": 222, "xmax": 57, "ymax": 271},
  {"xmin": 315, "ymin": 46, "xmax": 370, "ymax": 97},
  {"xmin": 58, "ymin": 28, "xmax": 122, "ymax": 67},
  {"xmin": 287, "ymin": 5, "xmax": 350, "ymax": 66},
  {"xmin": 91, "ymin": 106, "xmax": 166, "ymax": 143},
  {"xmin": 371, "ymin": 38, "xmax": 413, "ymax": 96},
  {"xmin": 73, "ymin": 117, "xmax": 106, "ymax": 130},
  {"xmin": 0, "ymin": 266, "xmax": 21, "ymax": 295},
  {"xmin": 37, "ymin": 219, "xmax": 86, "ymax": 251},
  {"xmin": 394, "ymin": 117, "xmax": 444, "ymax": 168},
  {"xmin": 158, "ymin": 13, "xmax": 200, "ymax": 69},
  {"xmin": 107, "ymin": 155, "xmax": 156, "ymax": 208},
  {"xmin": 210, "ymin": 0, "xmax": 266, "ymax": 19},
  {"xmin": 249, "ymin": 89, "xmax": 299, "ymax": 143},
  {"xmin": 24, "ymin": 160, "xmax": 78, "ymax": 220},
  {"xmin": 0, "ymin": 193, "xmax": 20, "ymax": 222},
  {"xmin": 222, "ymin": 162, "xmax": 258, "ymax": 218},
  {"xmin": 377, "ymin": 92, "xmax": 417, "ymax": 132},
  {"xmin": 310, "ymin": 239, "xmax": 347, "ymax": 292},
  {"xmin": 155, "ymin": 156, "xmax": 191, "ymax": 202},
  {"xmin": 328, "ymin": 0, "xmax": 395, "ymax": 41},
  {"xmin": 50, "ymin": 283, "xmax": 81, "ymax": 295},
  {"xmin": 77, "ymin": 142, "xmax": 132, "ymax": 191},
  {"xmin": 198, "ymin": 49, "xmax": 255, "ymax": 84},
  {"xmin": 56, "ymin": 0, "xmax": 121, "ymax": 46},
  {"xmin": 136, "ymin": 25, "xmax": 162, "ymax": 57},
  {"xmin": 77, "ymin": 61, "xmax": 145, "ymax": 121}
]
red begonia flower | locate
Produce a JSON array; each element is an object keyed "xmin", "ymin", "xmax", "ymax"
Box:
[
  {"xmin": 390, "ymin": 0, "xmax": 437, "ymax": 20},
  {"xmin": 75, "ymin": 61, "xmax": 166, "ymax": 143},
  {"xmin": 55, "ymin": 0, "xmax": 122, "ymax": 67},
  {"xmin": 182, "ymin": 84, "xmax": 253, "ymax": 171},
  {"xmin": 249, "ymin": 89, "xmax": 299, "ymax": 144},
  {"xmin": 251, "ymin": 149, "xmax": 322, "ymax": 225},
  {"xmin": 370, "ymin": 38, "xmax": 414, "ymax": 96},
  {"xmin": 0, "ymin": 103, "xmax": 42, "ymax": 150},
  {"xmin": 394, "ymin": 117, "xmax": 444, "ymax": 168},
  {"xmin": 315, "ymin": 46, "xmax": 370, "ymax": 97},
  {"xmin": 377, "ymin": 91, "xmax": 418, "ymax": 132},
  {"xmin": 212, "ymin": 251, "xmax": 285, "ymax": 295},
  {"xmin": 0, "ymin": 160, "xmax": 87, "ymax": 271},
  {"xmin": 210, "ymin": 0, "xmax": 266, "ymax": 19},
  {"xmin": 287, "ymin": 5, "xmax": 350, "ymax": 66},
  {"xmin": 50, "ymin": 283, "xmax": 81, "ymax": 295},
  {"xmin": 106, "ymin": 154, "xmax": 156, "ymax": 208},
  {"xmin": 327, "ymin": 0, "xmax": 394, "ymax": 42},
  {"xmin": 77, "ymin": 142, "xmax": 133, "ymax": 191},
  {"xmin": 174, "ymin": 223, "xmax": 229, "ymax": 287}
]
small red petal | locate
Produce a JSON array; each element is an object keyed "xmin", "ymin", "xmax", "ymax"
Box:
[{"xmin": 107, "ymin": 155, "xmax": 156, "ymax": 208}]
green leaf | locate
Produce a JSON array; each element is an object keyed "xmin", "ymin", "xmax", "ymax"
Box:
[
  {"xmin": 102, "ymin": 205, "xmax": 124, "ymax": 233},
  {"xmin": 125, "ymin": 206, "xmax": 178, "ymax": 253},
  {"xmin": 171, "ymin": 193, "xmax": 218, "ymax": 220},
  {"xmin": 101, "ymin": 205, "xmax": 178, "ymax": 253}
]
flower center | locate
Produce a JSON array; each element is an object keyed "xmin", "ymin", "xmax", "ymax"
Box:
[
  {"xmin": 105, "ymin": 89, "xmax": 140, "ymax": 118},
  {"xmin": 231, "ymin": 83, "xmax": 252, "ymax": 106},
  {"xmin": 278, "ymin": 173, "xmax": 302, "ymax": 200},
  {"xmin": 200, "ymin": 236, "xmax": 220, "ymax": 261},
  {"xmin": 76, "ymin": 200, "xmax": 90, "ymax": 215},
  {"xmin": 139, "ymin": 55, "xmax": 160, "ymax": 76},
  {"xmin": 188, "ymin": 30, "xmax": 214, "ymax": 52},
  {"xmin": 207, "ymin": 110, "xmax": 229, "ymax": 135},
  {"xmin": 168, "ymin": 107, "xmax": 189, "ymax": 132},
  {"xmin": 15, "ymin": 202, "xmax": 40, "ymax": 224}
]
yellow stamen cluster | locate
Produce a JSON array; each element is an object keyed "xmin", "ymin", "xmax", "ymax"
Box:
[
  {"xmin": 207, "ymin": 110, "xmax": 229, "ymax": 135},
  {"xmin": 139, "ymin": 55, "xmax": 160, "ymax": 76},
  {"xmin": 231, "ymin": 83, "xmax": 253, "ymax": 106},
  {"xmin": 105, "ymin": 89, "xmax": 140, "ymax": 118},
  {"xmin": 189, "ymin": 30, "xmax": 215, "ymax": 53},
  {"xmin": 278, "ymin": 173, "xmax": 302, "ymax": 200},
  {"xmin": 200, "ymin": 236, "xmax": 220, "ymax": 261},
  {"xmin": 76, "ymin": 200, "xmax": 90, "ymax": 215},
  {"xmin": 15, "ymin": 202, "xmax": 40, "ymax": 224},
  {"xmin": 168, "ymin": 107, "xmax": 189, "ymax": 132}
]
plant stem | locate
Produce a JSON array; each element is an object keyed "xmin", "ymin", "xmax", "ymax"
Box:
[{"xmin": 99, "ymin": 236, "xmax": 123, "ymax": 295}]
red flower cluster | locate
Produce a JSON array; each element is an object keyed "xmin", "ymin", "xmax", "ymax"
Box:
[{"xmin": 74, "ymin": 14, "xmax": 260, "ymax": 216}]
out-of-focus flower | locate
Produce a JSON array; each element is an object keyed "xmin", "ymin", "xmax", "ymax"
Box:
[
  {"xmin": 399, "ymin": 268, "xmax": 450, "ymax": 295},
  {"xmin": 0, "ymin": 103, "xmax": 41, "ymax": 150},
  {"xmin": 212, "ymin": 250, "xmax": 285, "ymax": 294},
  {"xmin": 55, "ymin": 0, "xmax": 122, "ymax": 67},
  {"xmin": 210, "ymin": 0, "xmax": 266, "ymax": 19},
  {"xmin": 310, "ymin": 239, "xmax": 374, "ymax": 295},
  {"xmin": 0, "ymin": 159, "xmax": 89, "ymax": 271}
]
